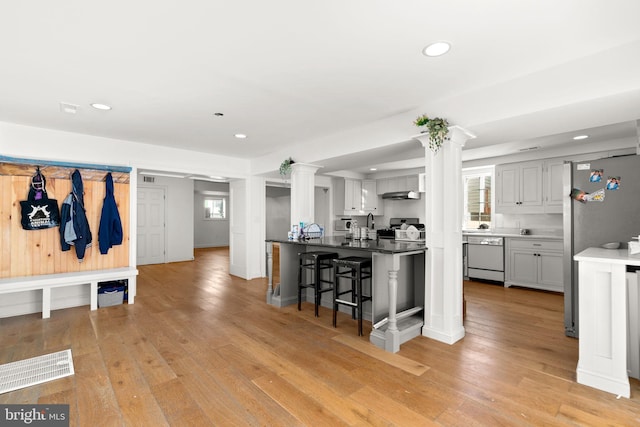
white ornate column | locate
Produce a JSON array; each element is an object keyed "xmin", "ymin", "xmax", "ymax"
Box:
[
  {"xmin": 413, "ymin": 125, "xmax": 476, "ymax": 344},
  {"xmin": 290, "ymin": 162, "xmax": 322, "ymax": 228}
]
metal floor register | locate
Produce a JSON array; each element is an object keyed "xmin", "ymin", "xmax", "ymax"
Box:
[{"xmin": 0, "ymin": 349, "xmax": 75, "ymax": 394}]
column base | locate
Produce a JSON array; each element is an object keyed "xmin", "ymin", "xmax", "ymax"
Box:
[
  {"xmin": 577, "ymin": 363, "xmax": 630, "ymax": 398},
  {"xmin": 421, "ymin": 325, "xmax": 465, "ymax": 345},
  {"xmin": 370, "ymin": 314, "xmax": 423, "ymax": 353}
]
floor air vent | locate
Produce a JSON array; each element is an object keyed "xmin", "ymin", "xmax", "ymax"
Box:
[{"xmin": 0, "ymin": 349, "xmax": 74, "ymax": 394}]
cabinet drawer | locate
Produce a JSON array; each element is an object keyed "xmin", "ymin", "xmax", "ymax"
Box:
[{"xmin": 508, "ymin": 239, "xmax": 562, "ymax": 252}]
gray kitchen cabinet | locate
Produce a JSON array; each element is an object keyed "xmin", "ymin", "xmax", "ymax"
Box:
[
  {"xmin": 495, "ymin": 161, "xmax": 544, "ymax": 213},
  {"xmin": 506, "ymin": 238, "xmax": 563, "ymax": 292},
  {"xmin": 544, "ymin": 159, "xmax": 564, "ymax": 213},
  {"xmin": 496, "ymin": 158, "xmax": 564, "ymax": 214}
]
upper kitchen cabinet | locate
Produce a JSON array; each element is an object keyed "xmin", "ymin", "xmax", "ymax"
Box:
[
  {"xmin": 344, "ymin": 178, "xmax": 362, "ymax": 212},
  {"xmin": 334, "ymin": 178, "xmax": 383, "ymax": 215},
  {"xmin": 496, "ymin": 161, "xmax": 543, "ymax": 213},
  {"xmin": 361, "ymin": 179, "xmax": 379, "ymax": 212},
  {"xmin": 495, "ymin": 159, "xmax": 563, "ymax": 214},
  {"xmin": 376, "ymin": 174, "xmax": 421, "ymax": 195},
  {"xmin": 543, "ymin": 159, "xmax": 565, "ymax": 213}
]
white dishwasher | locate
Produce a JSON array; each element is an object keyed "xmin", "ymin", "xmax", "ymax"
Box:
[{"xmin": 467, "ymin": 236, "xmax": 504, "ymax": 282}]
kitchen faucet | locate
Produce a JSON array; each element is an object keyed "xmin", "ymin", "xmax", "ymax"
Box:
[{"xmin": 367, "ymin": 212, "xmax": 375, "ymax": 229}]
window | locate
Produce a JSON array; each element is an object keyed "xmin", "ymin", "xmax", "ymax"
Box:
[
  {"xmin": 204, "ymin": 197, "xmax": 226, "ymax": 220},
  {"xmin": 463, "ymin": 167, "xmax": 493, "ymax": 230}
]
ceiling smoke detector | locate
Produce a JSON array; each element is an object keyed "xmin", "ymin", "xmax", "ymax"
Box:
[{"xmin": 59, "ymin": 102, "xmax": 79, "ymax": 114}]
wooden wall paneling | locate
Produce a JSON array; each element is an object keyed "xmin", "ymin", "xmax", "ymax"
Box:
[
  {"xmin": 10, "ymin": 176, "xmax": 30, "ymax": 277},
  {"xmin": 113, "ymin": 182, "xmax": 130, "ymax": 268},
  {"xmin": 0, "ymin": 162, "xmax": 130, "ymax": 184},
  {"xmin": 1, "ymin": 163, "xmax": 131, "ymax": 279},
  {"xmin": 0, "ymin": 177, "xmax": 11, "ymax": 278}
]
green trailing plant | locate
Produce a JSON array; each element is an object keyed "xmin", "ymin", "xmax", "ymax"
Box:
[
  {"xmin": 279, "ymin": 157, "xmax": 294, "ymax": 177},
  {"xmin": 413, "ymin": 114, "xmax": 450, "ymax": 152}
]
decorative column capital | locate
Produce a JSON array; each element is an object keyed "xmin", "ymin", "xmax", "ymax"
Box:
[
  {"xmin": 412, "ymin": 125, "xmax": 476, "ymax": 150},
  {"xmin": 291, "ymin": 162, "xmax": 322, "ymax": 175}
]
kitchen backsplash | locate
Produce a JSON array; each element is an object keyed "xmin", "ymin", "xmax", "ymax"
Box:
[{"xmin": 495, "ymin": 213, "xmax": 563, "ymax": 232}]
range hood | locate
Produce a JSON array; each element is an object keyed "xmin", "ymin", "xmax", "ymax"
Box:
[{"xmin": 381, "ymin": 191, "xmax": 421, "ymax": 200}]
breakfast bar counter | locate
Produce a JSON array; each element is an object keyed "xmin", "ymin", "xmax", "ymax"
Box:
[{"xmin": 266, "ymin": 236, "xmax": 427, "ymax": 352}]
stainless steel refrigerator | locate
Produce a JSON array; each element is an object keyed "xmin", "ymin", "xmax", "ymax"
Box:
[{"xmin": 563, "ymin": 154, "xmax": 640, "ymax": 337}]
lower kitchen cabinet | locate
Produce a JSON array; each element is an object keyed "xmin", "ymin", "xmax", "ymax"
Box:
[{"xmin": 505, "ymin": 238, "xmax": 563, "ymax": 292}]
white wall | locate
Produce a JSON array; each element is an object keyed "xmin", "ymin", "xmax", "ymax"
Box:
[
  {"xmin": 194, "ymin": 181, "xmax": 230, "ymax": 248},
  {"xmin": 266, "ymin": 193, "xmax": 290, "ymax": 240},
  {"xmin": 230, "ymin": 177, "xmax": 266, "ymax": 279},
  {"xmin": 0, "ymin": 122, "xmax": 250, "ymax": 178}
]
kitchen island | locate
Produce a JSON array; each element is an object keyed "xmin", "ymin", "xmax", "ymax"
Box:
[{"xmin": 266, "ymin": 236, "xmax": 427, "ymax": 352}]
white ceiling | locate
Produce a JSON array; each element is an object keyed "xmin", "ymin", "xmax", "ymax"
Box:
[{"xmin": 2, "ymin": 1, "xmax": 639, "ymax": 176}]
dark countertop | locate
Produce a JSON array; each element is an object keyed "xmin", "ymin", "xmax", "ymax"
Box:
[{"xmin": 266, "ymin": 236, "xmax": 427, "ymax": 254}]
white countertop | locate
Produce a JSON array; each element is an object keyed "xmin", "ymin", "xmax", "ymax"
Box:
[
  {"xmin": 574, "ymin": 247, "xmax": 640, "ymax": 266},
  {"xmin": 462, "ymin": 230, "xmax": 563, "ymax": 240}
]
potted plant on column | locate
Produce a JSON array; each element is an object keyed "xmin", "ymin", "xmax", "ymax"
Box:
[
  {"xmin": 279, "ymin": 157, "xmax": 294, "ymax": 178},
  {"xmin": 413, "ymin": 114, "xmax": 450, "ymax": 153}
]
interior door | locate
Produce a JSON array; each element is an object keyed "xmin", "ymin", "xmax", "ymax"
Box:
[{"xmin": 137, "ymin": 186, "xmax": 166, "ymax": 265}]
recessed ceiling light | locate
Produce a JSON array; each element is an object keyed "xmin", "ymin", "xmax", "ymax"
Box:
[
  {"xmin": 91, "ymin": 103, "xmax": 112, "ymax": 111},
  {"xmin": 573, "ymin": 135, "xmax": 589, "ymax": 140},
  {"xmin": 234, "ymin": 133, "xmax": 247, "ymax": 139},
  {"xmin": 370, "ymin": 168, "xmax": 377, "ymax": 171},
  {"xmin": 423, "ymin": 41, "xmax": 451, "ymax": 57}
]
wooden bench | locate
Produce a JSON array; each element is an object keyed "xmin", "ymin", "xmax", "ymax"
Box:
[{"xmin": 0, "ymin": 267, "xmax": 138, "ymax": 319}]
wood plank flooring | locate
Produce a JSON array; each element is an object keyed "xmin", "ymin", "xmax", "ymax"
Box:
[{"xmin": 2, "ymin": 247, "xmax": 639, "ymax": 426}]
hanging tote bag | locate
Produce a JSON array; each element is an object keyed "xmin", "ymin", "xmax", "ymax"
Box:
[{"xmin": 19, "ymin": 168, "xmax": 61, "ymax": 230}]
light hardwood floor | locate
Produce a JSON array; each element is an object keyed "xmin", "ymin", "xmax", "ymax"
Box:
[{"xmin": 1, "ymin": 247, "xmax": 639, "ymax": 426}]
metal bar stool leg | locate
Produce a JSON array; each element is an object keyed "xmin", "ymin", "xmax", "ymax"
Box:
[
  {"xmin": 350, "ymin": 273, "xmax": 357, "ymax": 319},
  {"xmin": 314, "ymin": 257, "xmax": 321, "ymax": 317},
  {"xmin": 332, "ymin": 263, "xmax": 338, "ymax": 327},
  {"xmin": 297, "ymin": 255, "xmax": 303, "ymax": 311},
  {"xmin": 356, "ymin": 266, "xmax": 362, "ymax": 335}
]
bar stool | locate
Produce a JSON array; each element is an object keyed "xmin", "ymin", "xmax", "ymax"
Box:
[
  {"xmin": 333, "ymin": 256, "xmax": 372, "ymax": 336},
  {"xmin": 298, "ymin": 251, "xmax": 339, "ymax": 317}
]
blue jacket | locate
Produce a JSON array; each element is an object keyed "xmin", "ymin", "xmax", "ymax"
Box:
[
  {"xmin": 59, "ymin": 169, "xmax": 92, "ymax": 261},
  {"xmin": 98, "ymin": 173, "xmax": 123, "ymax": 254}
]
